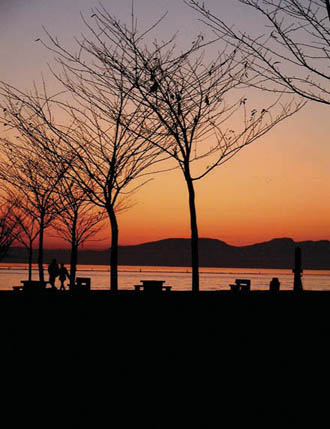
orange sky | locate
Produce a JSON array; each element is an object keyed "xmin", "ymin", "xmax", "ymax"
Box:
[
  {"xmin": 115, "ymin": 103, "xmax": 330, "ymax": 248},
  {"xmin": 1, "ymin": 0, "xmax": 330, "ymax": 249}
]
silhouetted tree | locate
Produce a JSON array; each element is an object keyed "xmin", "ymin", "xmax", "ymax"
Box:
[
  {"xmin": 187, "ymin": 0, "xmax": 330, "ymax": 105},
  {"xmin": 45, "ymin": 6, "xmax": 302, "ymax": 291},
  {"xmin": 51, "ymin": 176, "xmax": 106, "ymax": 287},
  {"xmin": 2, "ymin": 191, "xmax": 41, "ymax": 280},
  {"xmin": 0, "ymin": 105, "xmax": 66, "ymax": 282},
  {"xmin": 0, "ymin": 77, "xmax": 167, "ymax": 292},
  {"xmin": 47, "ymin": 95, "xmax": 166, "ymax": 291},
  {"xmin": 0, "ymin": 198, "xmax": 21, "ymax": 261},
  {"xmin": 0, "ymin": 83, "xmax": 108, "ymax": 285}
]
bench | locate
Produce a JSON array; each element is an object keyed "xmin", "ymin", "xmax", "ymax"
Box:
[
  {"xmin": 230, "ymin": 279, "xmax": 251, "ymax": 293},
  {"xmin": 19, "ymin": 280, "xmax": 48, "ymax": 292},
  {"xmin": 134, "ymin": 285, "xmax": 172, "ymax": 292},
  {"xmin": 134, "ymin": 280, "xmax": 172, "ymax": 293},
  {"xmin": 13, "ymin": 280, "xmax": 53, "ymax": 292}
]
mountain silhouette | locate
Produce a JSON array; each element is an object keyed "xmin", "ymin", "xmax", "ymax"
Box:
[{"xmin": 3, "ymin": 237, "xmax": 330, "ymax": 269}]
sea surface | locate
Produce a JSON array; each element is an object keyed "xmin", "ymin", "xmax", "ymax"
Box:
[{"xmin": 0, "ymin": 263, "xmax": 330, "ymax": 291}]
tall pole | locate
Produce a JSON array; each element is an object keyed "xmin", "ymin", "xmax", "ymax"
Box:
[{"xmin": 293, "ymin": 246, "xmax": 303, "ymax": 292}]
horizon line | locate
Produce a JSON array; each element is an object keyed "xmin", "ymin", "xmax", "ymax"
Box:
[{"xmin": 12, "ymin": 236, "xmax": 330, "ymax": 251}]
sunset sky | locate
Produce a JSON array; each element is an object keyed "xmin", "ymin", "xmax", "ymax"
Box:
[{"xmin": 1, "ymin": 0, "xmax": 329, "ymax": 249}]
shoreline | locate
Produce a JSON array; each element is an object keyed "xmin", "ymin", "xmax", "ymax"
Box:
[
  {"xmin": 2, "ymin": 288, "xmax": 330, "ymax": 321},
  {"xmin": 1, "ymin": 287, "xmax": 330, "ymax": 294},
  {"xmin": 2, "ymin": 287, "xmax": 329, "ymax": 427}
]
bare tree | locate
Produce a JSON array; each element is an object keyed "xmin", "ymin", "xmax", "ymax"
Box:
[
  {"xmin": 1, "ymin": 90, "xmax": 105, "ymax": 286},
  {"xmin": 46, "ymin": 95, "xmax": 166, "ymax": 291},
  {"xmin": 186, "ymin": 0, "xmax": 330, "ymax": 105},
  {"xmin": 0, "ymin": 198, "xmax": 21, "ymax": 261},
  {"xmin": 0, "ymin": 99, "xmax": 66, "ymax": 282},
  {"xmin": 3, "ymin": 191, "xmax": 40, "ymax": 281},
  {"xmin": 45, "ymin": 6, "xmax": 302, "ymax": 291},
  {"xmin": 1, "ymin": 72, "xmax": 167, "ymax": 292},
  {"xmin": 51, "ymin": 176, "xmax": 106, "ymax": 287}
]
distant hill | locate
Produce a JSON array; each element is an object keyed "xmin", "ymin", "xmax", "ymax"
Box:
[{"xmin": 2, "ymin": 237, "xmax": 330, "ymax": 269}]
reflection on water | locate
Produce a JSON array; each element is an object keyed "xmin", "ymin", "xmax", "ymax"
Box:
[{"xmin": 0, "ymin": 263, "xmax": 330, "ymax": 291}]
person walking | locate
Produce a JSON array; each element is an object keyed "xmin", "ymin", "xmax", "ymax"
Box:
[
  {"xmin": 59, "ymin": 263, "xmax": 69, "ymax": 291},
  {"xmin": 48, "ymin": 259, "xmax": 59, "ymax": 289}
]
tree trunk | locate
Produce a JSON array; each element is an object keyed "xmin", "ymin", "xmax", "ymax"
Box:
[
  {"xmin": 185, "ymin": 175, "xmax": 199, "ymax": 292},
  {"xmin": 70, "ymin": 244, "xmax": 78, "ymax": 288},
  {"xmin": 293, "ymin": 246, "xmax": 303, "ymax": 292},
  {"xmin": 28, "ymin": 239, "xmax": 33, "ymax": 281},
  {"xmin": 69, "ymin": 214, "xmax": 78, "ymax": 288},
  {"xmin": 107, "ymin": 205, "xmax": 119, "ymax": 291},
  {"xmin": 38, "ymin": 212, "xmax": 45, "ymax": 282}
]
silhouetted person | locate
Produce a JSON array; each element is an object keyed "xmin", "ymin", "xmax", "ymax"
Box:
[
  {"xmin": 59, "ymin": 263, "xmax": 69, "ymax": 291},
  {"xmin": 48, "ymin": 259, "xmax": 59, "ymax": 289}
]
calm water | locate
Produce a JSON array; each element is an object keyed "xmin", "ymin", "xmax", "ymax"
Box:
[{"xmin": 1, "ymin": 263, "xmax": 330, "ymax": 291}]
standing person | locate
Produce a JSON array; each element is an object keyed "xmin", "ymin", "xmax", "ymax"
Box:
[
  {"xmin": 59, "ymin": 263, "xmax": 69, "ymax": 291},
  {"xmin": 48, "ymin": 259, "xmax": 59, "ymax": 289}
]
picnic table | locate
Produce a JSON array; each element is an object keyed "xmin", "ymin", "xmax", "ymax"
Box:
[
  {"xmin": 13, "ymin": 280, "xmax": 48, "ymax": 292},
  {"xmin": 134, "ymin": 280, "xmax": 172, "ymax": 293},
  {"xmin": 230, "ymin": 279, "xmax": 251, "ymax": 293}
]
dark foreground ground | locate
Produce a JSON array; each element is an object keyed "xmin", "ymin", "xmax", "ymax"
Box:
[{"xmin": 1, "ymin": 290, "xmax": 330, "ymax": 428}]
